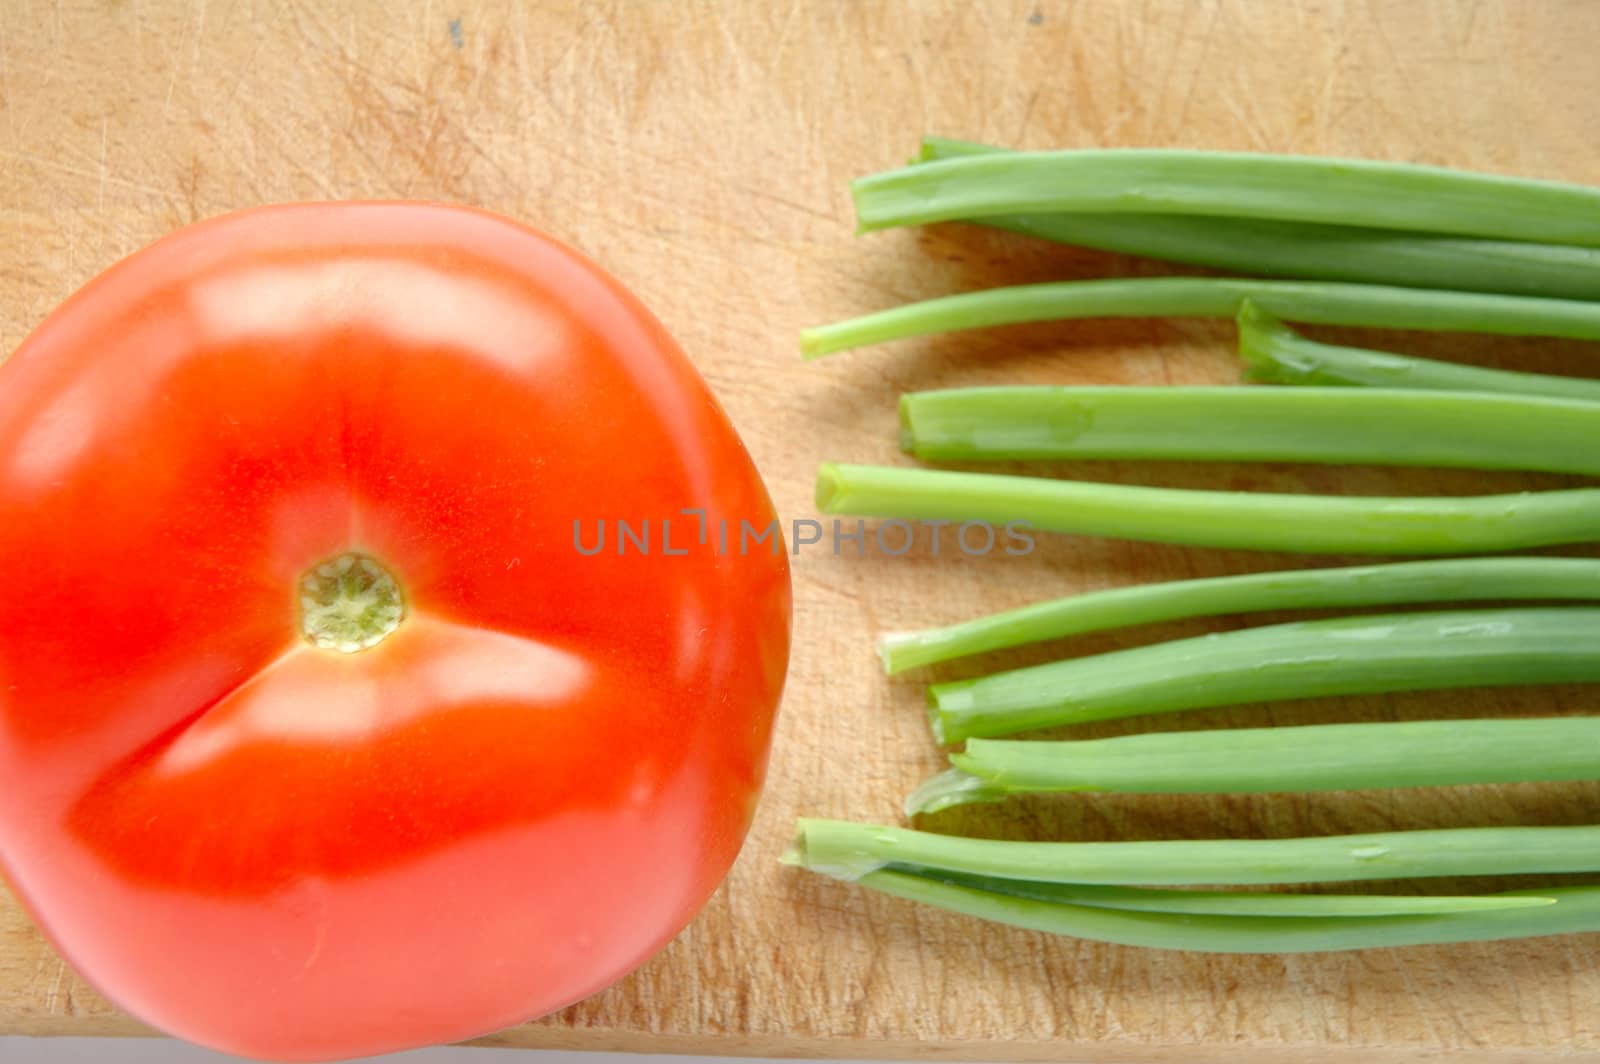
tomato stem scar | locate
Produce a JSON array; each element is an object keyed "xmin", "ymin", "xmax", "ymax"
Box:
[{"xmin": 298, "ymin": 553, "xmax": 405, "ymax": 653}]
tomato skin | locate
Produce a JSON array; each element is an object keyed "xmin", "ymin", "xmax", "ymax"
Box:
[{"xmin": 0, "ymin": 205, "xmax": 791, "ymax": 1059}]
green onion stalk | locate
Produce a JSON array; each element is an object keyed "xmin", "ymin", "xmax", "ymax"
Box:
[
  {"xmin": 788, "ymin": 817, "xmax": 1600, "ymax": 887},
  {"xmin": 1236, "ymin": 302, "xmax": 1600, "ymax": 401},
  {"xmin": 819, "ymin": 868, "xmax": 1600, "ymax": 954},
  {"xmin": 801, "ymin": 278, "xmax": 1600, "ymax": 359},
  {"xmin": 913, "ymin": 138, "xmax": 1600, "ymax": 302},
  {"xmin": 880, "ymin": 557, "xmax": 1600, "ymax": 673},
  {"xmin": 897, "ymin": 384, "xmax": 1600, "ymax": 473},
  {"xmin": 924, "ymin": 607, "xmax": 1600, "ymax": 743},
  {"xmin": 854, "ymin": 146, "xmax": 1600, "ymax": 246},
  {"xmin": 785, "ymin": 820, "xmax": 1600, "ymax": 950},
  {"xmin": 816, "ymin": 463, "xmax": 1600, "ymax": 556},
  {"xmin": 908, "ymin": 717, "xmax": 1600, "ymax": 814}
]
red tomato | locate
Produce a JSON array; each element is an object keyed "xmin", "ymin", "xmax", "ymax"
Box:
[{"xmin": 0, "ymin": 204, "xmax": 791, "ymax": 1060}]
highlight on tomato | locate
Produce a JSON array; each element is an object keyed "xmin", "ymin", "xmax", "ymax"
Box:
[{"xmin": 0, "ymin": 204, "xmax": 792, "ymax": 1060}]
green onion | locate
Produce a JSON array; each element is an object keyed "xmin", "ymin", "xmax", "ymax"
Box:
[
  {"xmin": 788, "ymin": 817, "xmax": 1600, "ymax": 885},
  {"xmin": 816, "ymin": 463, "xmax": 1600, "ymax": 556},
  {"xmin": 876, "ymin": 875, "xmax": 1551, "ymax": 917},
  {"xmin": 799, "ymin": 278, "xmax": 1600, "ymax": 359},
  {"xmin": 1237, "ymin": 302, "xmax": 1600, "ymax": 401},
  {"xmin": 915, "ymin": 138, "xmax": 1600, "ymax": 302},
  {"xmin": 853, "ymin": 148, "xmax": 1600, "ymax": 247},
  {"xmin": 898, "ymin": 385, "xmax": 1600, "ymax": 474},
  {"xmin": 880, "ymin": 557, "xmax": 1600, "ymax": 674},
  {"xmin": 929, "ymin": 606, "xmax": 1600, "ymax": 742},
  {"xmin": 841, "ymin": 870, "xmax": 1596, "ymax": 953},
  {"xmin": 906, "ymin": 718, "xmax": 1600, "ymax": 814}
]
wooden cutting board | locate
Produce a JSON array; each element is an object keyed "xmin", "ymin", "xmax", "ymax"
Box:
[{"xmin": 4, "ymin": 1, "xmax": 1600, "ymax": 1059}]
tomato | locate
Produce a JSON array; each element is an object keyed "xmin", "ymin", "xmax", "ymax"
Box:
[{"xmin": 0, "ymin": 204, "xmax": 791, "ymax": 1060}]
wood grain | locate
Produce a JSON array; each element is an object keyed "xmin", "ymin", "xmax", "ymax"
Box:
[{"xmin": 4, "ymin": 1, "xmax": 1600, "ymax": 1059}]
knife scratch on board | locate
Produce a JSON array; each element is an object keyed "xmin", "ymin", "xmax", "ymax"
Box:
[
  {"xmin": 43, "ymin": 958, "xmax": 66, "ymax": 1014},
  {"xmin": 96, "ymin": 118, "xmax": 106, "ymax": 212}
]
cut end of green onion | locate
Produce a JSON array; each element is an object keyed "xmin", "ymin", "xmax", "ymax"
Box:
[
  {"xmin": 814, "ymin": 462, "xmax": 845, "ymax": 512},
  {"xmin": 1236, "ymin": 300, "xmax": 1296, "ymax": 378},
  {"xmin": 786, "ymin": 818, "xmax": 896, "ymax": 881},
  {"xmin": 905, "ymin": 765, "xmax": 1008, "ymax": 817},
  {"xmin": 799, "ymin": 327, "xmax": 834, "ymax": 360},
  {"xmin": 1235, "ymin": 298, "xmax": 1277, "ymax": 346},
  {"xmin": 878, "ymin": 629, "xmax": 943, "ymax": 675},
  {"xmin": 846, "ymin": 176, "xmax": 875, "ymax": 238},
  {"xmin": 1235, "ymin": 299, "xmax": 1354, "ymax": 387},
  {"xmin": 896, "ymin": 393, "xmax": 917, "ymax": 454},
  {"xmin": 927, "ymin": 682, "xmax": 976, "ymax": 744},
  {"xmin": 1235, "ymin": 298, "xmax": 1273, "ymax": 330},
  {"xmin": 875, "ymin": 633, "xmax": 907, "ymax": 673},
  {"xmin": 926, "ymin": 692, "xmax": 952, "ymax": 745}
]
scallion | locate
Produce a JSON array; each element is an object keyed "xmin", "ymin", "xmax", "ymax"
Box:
[
  {"xmin": 898, "ymin": 385, "xmax": 1600, "ymax": 473},
  {"xmin": 840, "ymin": 869, "xmax": 1597, "ymax": 953},
  {"xmin": 928, "ymin": 607, "xmax": 1600, "ymax": 743},
  {"xmin": 789, "ymin": 817, "xmax": 1600, "ymax": 885},
  {"xmin": 800, "ymin": 278, "xmax": 1600, "ymax": 359},
  {"xmin": 853, "ymin": 148, "xmax": 1600, "ymax": 246},
  {"xmin": 816, "ymin": 463, "xmax": 1600, "ymax": 556},
  {"xmin": 887, "ymin": 875, "xmax": 1550, "ymax": 917},
  {"xmin": 880, "ymin": 557, "xmax": 1600, "ymax": 674},
  {"xmin": 1236, "ymin": 301, "xmax": 1600, "ymax": 400},
  {"xmin": 913, "ymin": 138, "xmax": 1600, "ymax": 303},
  {"xmin": 906, "ymin": 718, "xmax": 1600, "ymax": 814}
]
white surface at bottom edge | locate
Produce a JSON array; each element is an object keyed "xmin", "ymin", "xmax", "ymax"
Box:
[{"xmin": 0, "ymin": 1040, "xmax": 1034, "ymax": 1063}]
